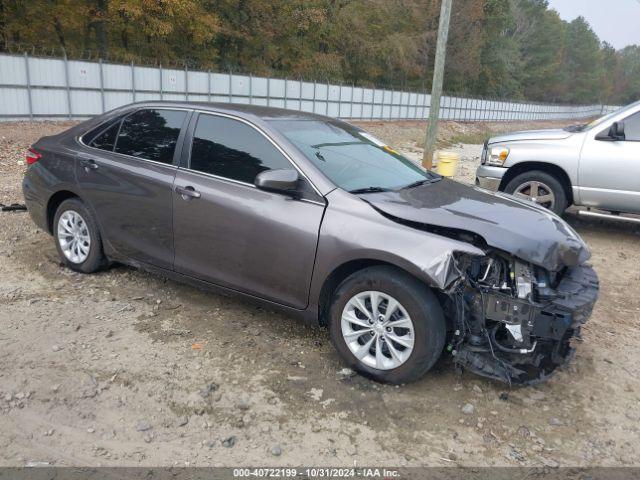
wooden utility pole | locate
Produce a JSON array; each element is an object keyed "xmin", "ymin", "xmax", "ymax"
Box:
[{"xmin": 422, "ymin": 0, "xmax": 453, "ymax": 169}]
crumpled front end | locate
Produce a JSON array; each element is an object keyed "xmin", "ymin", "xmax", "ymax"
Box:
[{"xmin": 444, "ymin": 252, "xmax": 599, "ymax": 385}]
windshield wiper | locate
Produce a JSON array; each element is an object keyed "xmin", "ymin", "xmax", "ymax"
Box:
[
  {"xmin": 348, "ymin": 186, "xmax": 391, "ymax": 194},
  {"xmin": 402, "ymin": 177, "xmax": 441, "ymax": 190}
]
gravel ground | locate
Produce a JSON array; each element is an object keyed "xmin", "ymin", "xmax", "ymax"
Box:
[{"xmin": 1, "ymin": 120, "xmax": 640, "ymax": 467}]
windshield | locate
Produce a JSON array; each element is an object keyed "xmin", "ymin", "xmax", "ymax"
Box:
[
  {"xmin": 565, "ymin": 100, "xmax": 640, "ymax": 132},
  {"xmin": 268, "ymin": 118, "xmax": 439, "ymax": 192}
]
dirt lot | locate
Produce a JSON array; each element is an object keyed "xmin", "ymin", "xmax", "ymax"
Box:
[{"xmin": 1, "ymin": 120, "xmax": 639, "ymax": 467}]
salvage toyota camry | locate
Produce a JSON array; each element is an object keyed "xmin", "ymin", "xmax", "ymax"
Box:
[{"xmin": 22, "ymin": 102, "xmax": 599, "ymax": 385}]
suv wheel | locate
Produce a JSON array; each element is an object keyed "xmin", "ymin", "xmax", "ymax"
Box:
[
  {"xmin": 54, "ymin": 198, "xmax": 107, "ymax": 273},
  {"xmin": 329, "ymin": 266, "xmax": 445, "ymax": 384},
  {"xmin": 504, "ymin": 170, "xmax": 568, "ymax": 215}
]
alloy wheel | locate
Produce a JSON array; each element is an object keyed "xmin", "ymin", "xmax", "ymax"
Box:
[
  {"xmin": 513, "ymin": 180, "xmax": 556, "ymax": 209},
  {"xmin": 341, "ymin": 290, "xmax": 415, "ymax": 370},
  {"xmin": 57, "ymin": 210, "xmax": 91, "ymax": 264}
]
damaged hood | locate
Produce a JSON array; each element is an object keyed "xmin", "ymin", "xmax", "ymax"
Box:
[
  {"xmin": 360, "ymin": 179, "xmax": 590, "ymax": 271},
  {"xmin": 488, "ymin": 129, "xmax": 573, "ymax": 144}
]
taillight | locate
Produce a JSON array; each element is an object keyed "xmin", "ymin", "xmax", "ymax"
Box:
[{"xmin": 26, "ymin": 148, "xmax": 42, "ymax": 165}]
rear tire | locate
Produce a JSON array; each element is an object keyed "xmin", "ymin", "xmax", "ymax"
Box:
[
  {"xmin": 53, "ymin": 198, "xmax": 106, "ymax": 273},
  {"xmin": 329, "ymin": 266, "xmax": 446, "ymax": 384},
  {"xmin": 504, "ymin": 170, "xmax": 568, "ymax": 215}
]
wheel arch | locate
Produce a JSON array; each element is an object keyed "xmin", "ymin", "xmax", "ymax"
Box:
[
  {"xmin": 46, "ymin": 190, "xmax": 81, "ymax": 234},
  {"xmin": 317, "ymin": 259, "xmax": 436, "ymax": 327},
  {"xmin": 500, "ymin": 162, "xmax": 574, "ymax": 205}
]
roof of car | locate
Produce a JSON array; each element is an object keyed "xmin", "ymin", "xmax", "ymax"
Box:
[{"xmin": 125, "ymin": 100, "xmax": 335, "ymax": 122}]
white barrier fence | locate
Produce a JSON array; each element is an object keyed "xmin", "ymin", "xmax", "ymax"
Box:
[{"xmin": 0, "ymin": 53, "xmax": 618, "ymax": 122}]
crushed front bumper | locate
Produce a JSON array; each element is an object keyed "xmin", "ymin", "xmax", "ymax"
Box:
[{"xmin": 454, "ymin": 264, "xmax": 599, "ymax": 385}]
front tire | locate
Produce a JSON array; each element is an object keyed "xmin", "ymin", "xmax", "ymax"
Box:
[
  {"xmin": 53, "ymin": 198, "xmax": 106, "ymax": 273},
  {"xmin": 329, "ymin": 266, "xmax": 446, "ymax": 384},
  {"xmin": 504, "ymin": 170, "xmax": 568, "ymax": 215}
]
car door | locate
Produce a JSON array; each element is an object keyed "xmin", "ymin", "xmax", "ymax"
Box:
[
  {"xmin": 578, "ymin": 110, "xmax": 640, "ymax": 213},
  {"xmin": 172, "ymin": 112, "xmax": 326, "ymax": 309},
  {"xmin": 77, "ymin": 108, "xmax": 191, "ymax": 270}
]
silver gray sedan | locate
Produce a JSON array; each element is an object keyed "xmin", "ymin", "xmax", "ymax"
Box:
[{"xmin": 23, "ymin": 102, "xmax": 598, "ymax": 385}]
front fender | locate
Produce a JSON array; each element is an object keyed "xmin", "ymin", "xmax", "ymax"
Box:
[
  {"xmin": 502, "ymin": 138, "xmax": 582, "ymax": 185},
  {"xmin": 309, "ymin": 190, "xmax": 485, "ymax": 308}
]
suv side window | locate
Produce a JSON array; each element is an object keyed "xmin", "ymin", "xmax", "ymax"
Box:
[
  {"xmin": 623, "ymin": 111, "xmax": 640, "ymax": 141},
  {"xmin": 115, "ymin": 109, "xmax": 188, "ymax": 164},
  {"xmin": 189, "ymin": 114, "xmax": 292, "ymax": 184}
]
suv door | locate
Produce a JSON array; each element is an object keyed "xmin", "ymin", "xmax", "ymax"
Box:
[
  {"xmin": 77, "ymin": 108, "xmax": 191, "ymax": 270},
  {"xmin": 172, "ymin": 112, "xmax": 326, "ymax": 309},
  {"xmin": 578, "ymin": 110, "xmax": 640, "ymax": 213}
]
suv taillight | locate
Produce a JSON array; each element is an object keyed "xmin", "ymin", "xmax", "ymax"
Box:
[{"xmin": 26, "ymin": 148, "xmax": 42, "ymax": 165}]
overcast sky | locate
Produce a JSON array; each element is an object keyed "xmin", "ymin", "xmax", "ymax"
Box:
[{"xmin": 546, "ymin": 0, "xmax": 640, "ymax": 49}]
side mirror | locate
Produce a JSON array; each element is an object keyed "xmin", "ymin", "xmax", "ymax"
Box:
[
  {"xmin": 596, "ymin": 121, "xmax": 626, "ymax": 141},
  {"xmin": 255, "ymin": 168, "xmax": 299, "ymax": 193}
]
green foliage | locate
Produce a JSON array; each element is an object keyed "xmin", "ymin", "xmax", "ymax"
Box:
[
  {"xmin": 511, "ymin": 0, "xmax": 565, "ymax": 100},
  {"xmin": 613, "ymin": 46, "xmax": 640, "ymax": 104},
  {"xmin": 0, "ymin": 0, "xmax": 637, "ymax": 104},
  {"xmin": 561, "ymin": 17, "xmax": 604, "ymax": 103},
  {"xmin": 475, "ymin": 0, "xmax": 523, "ymax": 98}
]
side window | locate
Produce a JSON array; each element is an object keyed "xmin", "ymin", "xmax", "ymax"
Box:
[
  {"xmin": 623, "ymin": 112, "xmax": 640, "ymax": 141},
  {"xmin": 89, "ymin": 122, "xmax": 120, "ymax": 151},
  {"xmin": 190, "ymin": 114, "xmax": 292, "ymax": 183},
  {"xmin": 115, "ymin": 109, "xmax": 187, "ymax": 164}
]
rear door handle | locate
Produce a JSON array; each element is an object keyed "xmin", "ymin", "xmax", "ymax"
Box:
[
  {"xmin": 175, "ymin": 185, "xmax": 201, "ymax": 200},
  {"xmin": 80, "ymin": 158, "xmax": 99, "ymax": 171}
]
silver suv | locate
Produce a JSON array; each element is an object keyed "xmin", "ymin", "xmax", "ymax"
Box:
[{"xmin": 476, "ymin": 100, "xmax": 640, "ymax": 217}]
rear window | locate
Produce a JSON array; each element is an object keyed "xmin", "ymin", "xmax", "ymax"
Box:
[
  {"xmin": 89, "ymin": 122, "xmax": 120, "ymax": 151},
  {"xmin": 623, "ymin": 111, "xmax": 640, "ymax": 141},
  {"xmin": 83, "ymin": 117, "xmax": 122, "ymax": 151},
  {"xmin": 114, "ymin": 109, "xmax": 188, "ymax": 164}
]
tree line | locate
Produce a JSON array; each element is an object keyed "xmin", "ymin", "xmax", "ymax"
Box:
[{"xmin": 1, "ymin": 0, "xmax": 638, "ymax": 105}]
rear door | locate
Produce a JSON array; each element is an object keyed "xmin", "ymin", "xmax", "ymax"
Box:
[
  {"xmin": 172, "ymin": 112, "xmax": 326, "ymax": 309},
  {"xmin": 579, "ymin": 110, "xmax": 640, "ymax": 213},
  {"xmin": 77, "ymin": 108, "xmax": 190, "ymax": 269}
]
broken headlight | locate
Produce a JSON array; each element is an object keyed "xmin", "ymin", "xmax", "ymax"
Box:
[
  {"xmin": 511, "ymin": 260, "xmax": 533, "ymax": 300},
  {"xmin": 449, "ymin": 251, "xmax": 596, "ymax": 385}
]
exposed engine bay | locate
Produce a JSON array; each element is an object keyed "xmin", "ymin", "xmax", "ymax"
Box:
[
  {"xmin": 444, "ymin": 252, "xmax": 599, "ymax": 385},
  {"xmin": 358, "ymin": 180, "xmax": 599, "ymax": 385}
]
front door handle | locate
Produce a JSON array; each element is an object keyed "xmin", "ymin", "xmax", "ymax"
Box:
[
  {"xmin": 80, "ymin": 159, "xmax": 99, "ymax": 171},
  {"xmin": 175, "ymin": 185, "xmax": 201, "ymax": 200}
]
